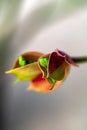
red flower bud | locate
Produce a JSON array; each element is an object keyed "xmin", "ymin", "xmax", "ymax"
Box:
[{"xmin": 6, "ymin": 49, "xmax": 78, "ymax": 93}]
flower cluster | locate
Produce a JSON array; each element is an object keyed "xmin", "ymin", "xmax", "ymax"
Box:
[{"xmin": 6, "ymin": 49, "xmax": 78, "ymax": 93}]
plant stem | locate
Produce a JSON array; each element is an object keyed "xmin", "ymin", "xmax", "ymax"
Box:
[{"xmin": 72, "ymin": 56, "xmax": 87, "ymax": 64}]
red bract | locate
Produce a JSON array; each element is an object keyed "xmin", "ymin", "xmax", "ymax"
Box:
[{"xmin": 6, "ymin": 49, "xmax": 78, "ymax": 93}]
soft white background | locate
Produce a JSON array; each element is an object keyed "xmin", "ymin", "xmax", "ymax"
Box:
[{"xmin": 1, "ymin": 0, "xmax": 87, "ymax": 130}]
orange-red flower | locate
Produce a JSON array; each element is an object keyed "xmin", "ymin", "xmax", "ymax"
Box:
[{"xmin": 6, "ymin": 49, "xmax": 78, "ymax": 93}]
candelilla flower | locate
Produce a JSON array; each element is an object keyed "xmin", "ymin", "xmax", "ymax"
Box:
[{"xmin": 6, "ymin": 49, "xmax": 78, "ymax": 93}]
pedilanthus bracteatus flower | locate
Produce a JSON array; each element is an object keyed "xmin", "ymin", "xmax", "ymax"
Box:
[{"xmin": 6, "ymin": 49, "xmax": 87, "ymax": 93}]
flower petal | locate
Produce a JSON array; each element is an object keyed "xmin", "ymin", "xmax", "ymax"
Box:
[
  {"xmin": 49, "ymin": 63, "xmax": 65, "ymax": 80},
  {"xmin": 6, "ymin": 62, "xmax": 42, "ymax": 80},
  {"xmin": 55, "ymin": 49, "xmax": 78, "ymax": 66},
  {"xmin": 27, "ymin": 62, "xmax": 69, "ymax": 93},
  {"xmin": 38, "ymin": 53, "xmax": 50, "ymax": 77},
  {"xmin": 27, "ymin": 74, "xmax": 61, "ymax": 93},
  {"xmin": 48, "ymin": 51, "xmax": 64, "ymax": 75},
  {"xmin": 13, "ymin": 51, "xmax": 44, "ymax": 68}
]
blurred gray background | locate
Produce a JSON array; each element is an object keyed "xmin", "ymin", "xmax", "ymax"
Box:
[{"xmin": 0, "ymin": 0, "xmax": 87, "ymax": 130}]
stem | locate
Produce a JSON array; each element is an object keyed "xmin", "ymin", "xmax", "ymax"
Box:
[{"xmin": 72, "ymin": 56, "xmax": 87, "ymax": 64}]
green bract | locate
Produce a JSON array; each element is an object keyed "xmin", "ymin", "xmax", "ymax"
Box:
[
  {"xmin": 39, "ymin": 58, "xmax": 49, "ymax": 69},
  {"xmin": 19, "ymin": 56, "xmax": 26, "ymax": 66},
  {"xmin": 18, "ymin": 56, "xmax": 36, "ymax": 66}
]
